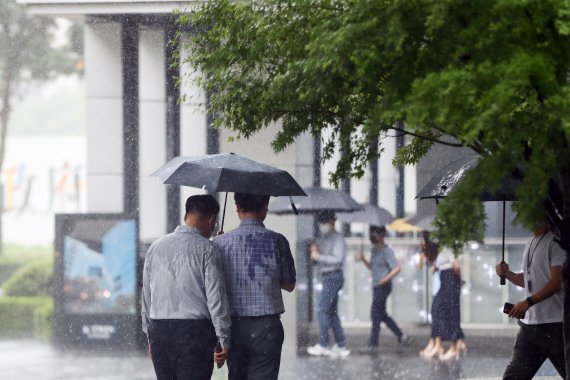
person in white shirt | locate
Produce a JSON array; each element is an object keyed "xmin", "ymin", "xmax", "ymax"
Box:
[{"xmin": 496, "ymin": 221, "xmax": 566, "ymax": 379}]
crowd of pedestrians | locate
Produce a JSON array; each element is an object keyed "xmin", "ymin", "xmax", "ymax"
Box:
[{"xmin": 141, "ymin": 193, "xmax": 566, "ymax": 380}]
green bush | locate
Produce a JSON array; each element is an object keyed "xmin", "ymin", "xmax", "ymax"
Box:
[
  {"xmin": 0, "ymin": 245, "xmax": 52, "ymax": 285},
  {"xmin": 3, "ymin": 259, "xmax": 53, "ymax": 297},
  {"xmin": 0, "ymin": 296, "xmax": 53, "ymax": 338}
]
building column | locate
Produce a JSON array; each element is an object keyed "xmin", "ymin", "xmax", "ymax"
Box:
[{"xmin": 85, "ymin": 19, "xmax": 124, "ymax": 213}]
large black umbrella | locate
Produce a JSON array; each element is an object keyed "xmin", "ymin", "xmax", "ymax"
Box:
[
  {"xmin": 336, "ymin": 203, "xmax": 394, "ymax": 226},
  {"xmin": 269, "ymin": 187, "xmax": 362, "ymax": 215},
  {"xmin": 416, "ymin": 155, "xmax": 518, "ymax": 202},
  {"xmin": 416, "ymin": 155, "xmax": 519, "ymax": 285},
  {"xmin": 151, "ymin": 153, "xmax": 306, "ymax": 232}
]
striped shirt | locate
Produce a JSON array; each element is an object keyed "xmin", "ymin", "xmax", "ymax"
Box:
[
  {"xmin": 214, "ymin": 219, "xmax": 296, "ymax": 317},
  {"xmin": 141, "ymin": 225, "xmax": 231, "ymax": 347}
]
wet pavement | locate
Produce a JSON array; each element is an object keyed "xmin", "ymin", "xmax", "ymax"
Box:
[{"xmin": 0, "ymin": 332, "xmax": 561, "ymax": 380}]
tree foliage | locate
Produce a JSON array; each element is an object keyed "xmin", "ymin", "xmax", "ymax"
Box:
[{"xmin": 179, "ymin": 0, "xmax": 570, "ymax": 248}]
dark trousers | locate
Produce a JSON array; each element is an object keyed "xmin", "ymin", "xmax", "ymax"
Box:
[
  {"xmin": 228, "ymin": 315, "xmax": 284, "ymax": 380},
  {"xmin": 148, "ymin": 319, "xmax": 217, "ymax": 380},
  {"xmin": 317, "ymin": 270, "xmax": 346, "ymax": 347},
  {"xmin": 370, "ymin": 282, "xmax": 403, "ymax": 345},
  {"xmin": 503, "ymin": 321, "xmax": 566, "ymax": 380}
]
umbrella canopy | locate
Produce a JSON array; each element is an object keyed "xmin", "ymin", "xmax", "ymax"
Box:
[
  {"xmin": 407, "ymin": 213, "xmax": 436, "ymax": 231},
  {"xmin": 269, "ymin": 187, "xmax": 362, "ymax": 215},
  {"xmin": 416, "ymin": 155, "xmax": 518, "ymax": 202},
  {"xmin": 336, "ymin": 203, "xmax": 394, "ymax": 226},
  {"xmin": 151, "ymin": 153, "xmax": 306, "ymax": 196},
  {"xmin": 387, "ymin": 217, "xmax": 424, "ymax": 233}
]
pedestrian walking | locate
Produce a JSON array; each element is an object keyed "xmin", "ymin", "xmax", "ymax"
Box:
[
  {"xmin": 419, "ymin": 231, "xmax": 467, "ymax": 361},
  {"xmin": 141, "ymin": 195, "xmax": 231, "ymax": 380},
  {"xmin": 496, "ymin": 221, "xmax": 566, "ymax": 379},
  {"xmin": 214, "ymin": 192, "xmax": 296, "ymax": 380},
  {"xmin": 307, "ymin": 211, "xmax": 351, "ymax": 358},
  {"xmin": 358, "ymin": 225, "xmax": 408, "ymax": 347}
]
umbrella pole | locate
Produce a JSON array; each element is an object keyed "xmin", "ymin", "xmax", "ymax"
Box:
[
  {"xmin": 500, "ymin": 197, "xmax": 506, "ymax": 285},
  {"xmin": 220, "ymin": 192, "xmax": 228, "ymax": 234}
]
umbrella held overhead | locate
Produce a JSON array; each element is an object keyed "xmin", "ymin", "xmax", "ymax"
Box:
[{"xmin": 151, "ymin": 153, "xmax": 306, "ymax": 232}]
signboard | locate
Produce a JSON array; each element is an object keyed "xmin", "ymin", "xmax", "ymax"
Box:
[{"xmin": 54, "ymin": 214, "xmax": 144, "ymax": 349}]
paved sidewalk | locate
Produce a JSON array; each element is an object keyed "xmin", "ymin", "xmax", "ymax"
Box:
[{"xmin": 0, "ymin": 324, "xmax": 562, "ymax": 380}]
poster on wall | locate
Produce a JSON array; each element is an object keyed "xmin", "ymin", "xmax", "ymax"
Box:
[{"xmin": 54, "ymin": 214, "xmax": 143, "ymax": 349}]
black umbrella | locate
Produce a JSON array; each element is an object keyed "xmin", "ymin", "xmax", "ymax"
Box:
[
  {"xmin": 416, "ymin": 155, "xmax": 518, "ymax": 202},
  {"xmin": 336, "ymin": 203, "xmax": 394, "ymax": 226},
  {"xmin": 269, "ymin": 187, "xmax": 362, "ymax": 215},
  {"xmin": 416, "ymin": 155, "xmax": 519, "ymax": 285},
  {"xmin": 151, "ymin": 153, "xmax": 306, "ymax": 232}
]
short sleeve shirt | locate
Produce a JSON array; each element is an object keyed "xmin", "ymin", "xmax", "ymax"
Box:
[
  {"xmin": 214, "ymin": 219, "xmax": 296, "ymax": 317},
  {"xmin": 370, "ymin": 245, "xmax": 399, "ymax": 286},
  {"xmin": 521, "ymin": 231, "xmax": 566, "ymax": 325}
]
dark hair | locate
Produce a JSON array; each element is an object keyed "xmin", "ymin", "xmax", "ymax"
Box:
[
  {"xmin": 185, "ymin": 195, "xmax": 220, "ymax": 216},
  {"xmin": 422, "ymin": 230, "xmax": 439, "ymax": 263},
  {"xmin": 369, "ymin": 225, "xmax": 387, "ymax": 235},
  {"xmin": 316, "ymin": 210, "xmax": 336, "ymax": 223},
  {"xmin": 234, "ymin": 193, "xmax": 270, "ymax": 212}
]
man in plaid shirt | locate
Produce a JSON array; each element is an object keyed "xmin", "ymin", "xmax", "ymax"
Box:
[{"xmin": 214, "ymin": 192, "xmax": 296, "ymax": 380}]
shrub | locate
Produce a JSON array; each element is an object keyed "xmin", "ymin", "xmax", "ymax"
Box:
[
  {"xmin": 0, "ymin": 296, "xmax": 52, "ymax": 338},
  {"xmin": 3, "ymin": 259, "xmax": 53, "ymax": 297}
]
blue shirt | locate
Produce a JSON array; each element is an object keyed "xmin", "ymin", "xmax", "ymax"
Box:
[
  {"xmin": 370, "ymin": 244, "xmax": 399, "ymax": 286},
  {"xmin": 214, "ymin": 219, "xmax": 296, "ymax": 317}
]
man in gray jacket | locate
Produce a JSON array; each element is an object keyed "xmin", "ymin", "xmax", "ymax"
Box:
[
  {"xmin": 307, "ymin": 211, "xmax": 350, "ymax": 358},
  {"xmin": 142, "ymin": 195, "xmax": 231, "ymax": 380}
]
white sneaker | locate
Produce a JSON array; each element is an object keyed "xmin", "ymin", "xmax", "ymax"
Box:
[
  {"xmin": 307, "ymin": 344, "xmax": 330, "ymax": 356},
  {"xmin": 329, "ymin": 344, "xmax": 350, "ymax": 358}
]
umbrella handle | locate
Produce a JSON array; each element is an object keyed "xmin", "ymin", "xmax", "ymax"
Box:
[
  {"xmin": 219, "ymin": 192, "xmax": 228, "ymax": 235},
  {"xmin": 500, "ymin": 198, "xmax": 506, "ymax": 286},
  {"xmin": 289, "ymin": 196, "xmax": 299, "ymax": 215}
]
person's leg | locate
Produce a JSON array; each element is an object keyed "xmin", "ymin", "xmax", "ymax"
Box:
[
  {"xmin": 369, "ymin": 286, "xmax": 381, "ymax": 346},
  {"xmin": 317, "ymin": 275, "xmax": 335, "ymax": 347},
  {"xmin": 502, "ymin": 325, "xmax": 547, "ymax": 380},
  {"xmin": 376, "ymin": 283, "xmax": 403, "ymax": 340},
  {"xmin": 540, "ymin": 323, "xmax": 566, "ymax": 379},
  {"xmin": 175, "ymin": 320, "xmax": 217, "ymax": 380},
  {"xmin": 247, "ymin": 317, "xmax": 285, "ymax": 380},
  {"xmin": 329, "ymin": 272, "xmax": 346, "ymax": 347},
  {"xmin": 228, "ymin": 320, "xmax": 249, "ymax": 380},
  {"xmin": 147, "ymin": 320, "xmax": 177, "ymax": 380}
]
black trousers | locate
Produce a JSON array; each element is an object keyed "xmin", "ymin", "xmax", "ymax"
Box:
[
  {"xmin": 370, "ymin": 283, "xmax": 402, "ymax": 345},
  {"xmin": 148, "ymin": 319, "xmax": 217, "ymax": 380},
  {"xmin": 228, "ymin": 315, "xmax": 284, "ymax": 380},
  {"xmin": 503, "ymin": 321, "xmax": 566, "ymax": 380}
]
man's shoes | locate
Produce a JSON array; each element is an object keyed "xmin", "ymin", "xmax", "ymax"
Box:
[
  {"xmin": 307, "ymin": 344, "xmax": 330, "ymax": 356},
  {"xmin": 329, "ymin": 344, "xmax": 350, "ymax": 358}
]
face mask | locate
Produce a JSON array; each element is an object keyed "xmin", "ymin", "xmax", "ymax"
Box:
[{"xmin": 319, "ymin": 223, "xmax": 331, "ymax": 234}]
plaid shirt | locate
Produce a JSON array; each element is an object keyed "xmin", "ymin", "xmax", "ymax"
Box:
[{"xmin": 214, "ymin": 218, "xmax": 296, "ymax": 317}]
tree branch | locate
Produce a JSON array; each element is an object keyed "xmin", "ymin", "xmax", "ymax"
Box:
[{"xmin": 389, "ymin": 126, "xmax": 465, "ymax": 147}]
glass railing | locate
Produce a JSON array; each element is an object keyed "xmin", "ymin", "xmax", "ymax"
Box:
[{"xmin": 311, "ymin": 237, "xmax": 528, "ymax": 328}]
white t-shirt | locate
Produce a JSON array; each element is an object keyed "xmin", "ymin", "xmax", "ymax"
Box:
[
  {"xmin": 436, "ymin": 249, "xmax": 455, "ymax": 271},
  {"xmin": 521, "ymin": 231, "xmax": 566, "ymax": 325}
]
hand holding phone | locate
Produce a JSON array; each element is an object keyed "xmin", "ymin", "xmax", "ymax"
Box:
[{"xmin": 503, "ymin": 302, "xmax": 526, "ymax": 319}]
